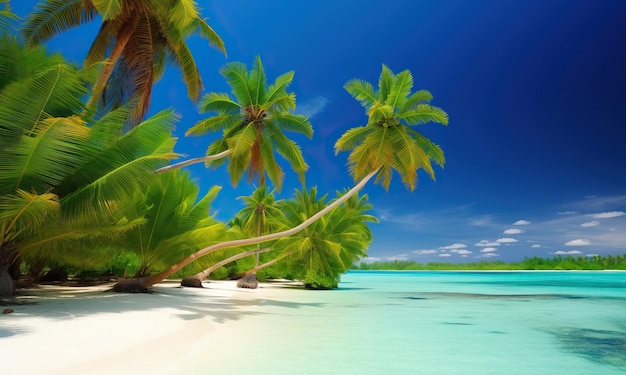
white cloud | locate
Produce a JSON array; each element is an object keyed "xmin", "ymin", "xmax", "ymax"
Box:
[
  {"xmin": 554, "ymin": 250, "xmax": 583, "ymax": 255},
  {"xmin": 581, "ymin": 221, "xmax": 600, "ymax": 228},
  {"xmin": 457, "ymin": 250, "xmax": 473, "ymax": 255},
  {"xmin": 496, "ymin": 237, "xmax": 519, "ymax": 243},
  {"xmin": 564, "ymin": 239, "xmax": 591, "ymax": 246},
  {"xmin": 469, "ymin": 215, "xmax": 494, "ymax": 226},
  {"xmin": 480, "ymin": 247, "xmax": 498, "ymax": 253},
  {"xmin": 295, "ymin": 96, "xmax": 329, "ymax": 119},
  {"xmin": 557, "ymin": 211, "xmax": 578, "ymax": 215},
  {"xmin": 591, "ymin": 211, "xmax": 626, "ymax": 219},
  {"xmin": 531, "ymin": 244, "xmax": 541, "ymax": 248},
  {"xmin": 481, "ymin": 253, "xmax": 499, "ymax": 258},
  {"xmin": 412, "ymin": 249, "xmax": 437, "ymax": 255},
  {"xmin": 503, "ymin": 228, "xmax": 523, "ymax": 235},
  {"xmin": 439, "ymin": 243, "xmax": 467, "ymax": 250},
  {"xmin": 475, "ymin": 240, "xmax": 500, "ymax": 247},
  {"xmin": 513, "ymin": 220, "xmax": 531, "ymax": 225},
  {"xmin": 438, "ymin": 253, "xmax": 451, "ymax": 257}
]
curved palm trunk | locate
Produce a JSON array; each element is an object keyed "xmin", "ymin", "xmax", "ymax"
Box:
[
  {"xmin": 155, "ymin": 149, "xmax": 233, "ymax": 174},
  {"xmin": 236, "ymin": 249, "xmax": 294, "ymax": 278},
  {"xmin": 180, "ymin": 247, "xmax": 273, "ymax": 287},
  {"xmin": 112, "ymin": 169, "xmax": 379, "ymax": 292}
]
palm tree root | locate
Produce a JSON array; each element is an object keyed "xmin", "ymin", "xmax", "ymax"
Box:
[
  {"xmin": 236, "ymin": 273, "xmax": 258, "ymax": 289},
  {"xmin": 111, "ymin": 278, "xmax": 149, "ymax": 293},
  {"xmin": 180, "ymin": 276, "xmax": 203, "ymax": 288}
]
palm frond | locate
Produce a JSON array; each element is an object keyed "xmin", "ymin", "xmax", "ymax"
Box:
[
  {"xmin": 384, "ymin": 69, "xmax": 413, "ymax": 109},
  {"xmin": 23, "ymin": 0, "xmax": 99, "ymax": 45},
  {"xmin": 334, "ymin": 125, "xmax": 371, "ymax": 153},
  {"xmin": 229, "ymin": 121, "xmax": 257, "ymax": 159},
  {"xmin": 272, "ymin": 112, "xmax": 313, "ymax": 138},
  {"xmin": 91, "ymin": 0, "xmax": 122, "ymax": 20},
  {"xmin": 190, "ymin": 17, "xmax": 226, "ymax": 55},
  {"xmin": 266, "ymin": 71, "xmax": 295, "ymax": 105},
  {"xmin": 344, "ymin": 79, "xmax": 377, "ymax": 109},
  {"xmin": 220, "ymin": 61, "xmax": 253, "ymax": 106},
  {"xmin": 401, "ymin": 89, "xmax": 433, "ymax": 111},
  {"xmin": 377, "ymin": 64, "xmax": 395, "ymax": 102},
  {"xmin": 185, "ymin": 113, "xmax": 243, "ymax": 136},
  {"xmin": 259, "ymin": 136, "xmax": 284, "ymax": 190},
  {"xmin": 0, "ymin": 190, "xmax": 60, "ymax": 239},
  {"xmin": 397, "ymin": 104, "xmax": 449, "ymax": 126},
  {"xmin": 199, "ymin": 92, "xmax": 240, "ymax": 114},
  {"xmin": 249, "ymin": 56, "xmax": 267, "ymax": 105}
]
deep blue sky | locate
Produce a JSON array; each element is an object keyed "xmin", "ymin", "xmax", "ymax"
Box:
[{"xmin": 11, "ymin": 1, "xmax": 626, "ymax": 262}]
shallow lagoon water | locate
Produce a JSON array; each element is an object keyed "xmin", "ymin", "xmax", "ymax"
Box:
[{"xmin": 180, "ymin": 271, "xmax": 626, "ymax": 374}]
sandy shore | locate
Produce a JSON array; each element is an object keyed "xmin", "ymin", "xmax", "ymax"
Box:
[{"xmin": 0, "ymin": 280, "xmax": 298, "ymax": 375}]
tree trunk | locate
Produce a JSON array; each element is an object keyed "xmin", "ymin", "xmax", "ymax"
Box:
[
  {"xmin": 155, "ymin": 149, "xmax": 232, "ymax": 174},
  {"xmin": 181, "ymin": 248, "xmax": 273, "ymax": 288},
  {"xmin": 0, "ymin": 243, "xmax": 18, "ymax": 296},
  {"xmin": 0, "ymin": 267, "xmax": 14, "ymax": 297},
  {"xmin": 112, "ymin": 169, "xmax": 378, "ymax": 292}
]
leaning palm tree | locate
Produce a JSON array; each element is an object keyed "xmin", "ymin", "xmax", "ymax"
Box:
[
  {"xmin": 111, "ymin": 64, "xmax": 447, "ymax": 292},
  {"xmin": 161, "ymin": 56, "xmax": 313, "ymax": 189},
  {"xmin": 23, "ymin": 0, "xmax": 226, "ymax": 124}
]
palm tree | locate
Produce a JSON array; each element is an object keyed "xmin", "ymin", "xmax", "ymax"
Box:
[
  {"xmin": 172, "ymin": 56, "xmax": 313, "ymax": 189},
  {"xmin": 111, "ymin": 64, "xmax": 447, "ymax": 292},
  {"xmin": 0, "ymin": 36, "xmax": 179, "ymax": 295},
  {"xmin": 23, "ymin": 0, "xmax": 226, "ymax": 124},
  {"xmin": 335, "ymin": 64, "xmax": 448, "ymax": 191},
  {"xmin": 273, "ymin": 188, "xmax": 377, "ymax": 289}
]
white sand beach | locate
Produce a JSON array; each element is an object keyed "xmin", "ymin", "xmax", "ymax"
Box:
[{"xmin": 1, "ymin": 280, "xmax": 296, "ymax": 375}]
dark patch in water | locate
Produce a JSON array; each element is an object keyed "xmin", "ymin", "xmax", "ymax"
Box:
[
  {"xmin": 551, "ymin": 327, "xmax": 626, "ymax": 369},
  {"xmin": 401, "ymin": 296, "xmax": 428, "ymax": 300},
  {"xmin": 443, "ymin": 322, "xmax": 474, "ymax": 326},
  {"xmin": 417, "ymin": 292, "xmax": 586, "ymax": 300},
  {"xmin": 488, "ymin": 330, "xmax": 506, "ymax": 334}
]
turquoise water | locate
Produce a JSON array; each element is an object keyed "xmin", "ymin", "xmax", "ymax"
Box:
[{"xmin": 181, "ymin": 271, "xmax": 626, "ymax": 374}]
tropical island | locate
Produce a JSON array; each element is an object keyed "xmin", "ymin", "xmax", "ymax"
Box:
[
  {"xmin": 354, "ymin": 254, "xmax": 626, "ymax": 271},
  {"xmin": 2, "ymin": 2, "xmax": 626, "ymax": 375}
]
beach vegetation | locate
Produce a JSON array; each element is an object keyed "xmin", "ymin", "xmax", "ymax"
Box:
[
  {"xmin": 354, "ymin": 254, "xmax": 626, "ymax": 271},
  {"xmin": 2, "ymin": 2, "xmax": 447, "ymax": 293}
]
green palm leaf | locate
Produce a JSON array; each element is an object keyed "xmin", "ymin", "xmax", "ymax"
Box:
[
  {"xmin": 199, "ymin": 92, "xmax": 241, "ymax": 114},
  {"xmin": 23, "ymin": 0, "xmax": 99, "ymax": 45},
  {"xmin": 344, "ymin": 79, "xmax": 377, "ymax": 109}
]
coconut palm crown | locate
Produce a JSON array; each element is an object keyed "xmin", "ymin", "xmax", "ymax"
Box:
[
  {"xmin": 335, "ymin": 65, "xmax": 448, "ymax": 191},
  {"xmin": 186, "ymin": 56, "xmax": 313, "ymax": 191},
  {"xmin": 23, "ymin": 0, "xmax": 226, "ymax": 125}
]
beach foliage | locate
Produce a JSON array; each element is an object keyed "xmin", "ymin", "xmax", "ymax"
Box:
[
  {"xmin": 116, "ymin": 170, "xmax": 230, "ymax": 277},
  {"xmin": 0, "ymin": 33, "xmax": 182, "ymax": 292}
]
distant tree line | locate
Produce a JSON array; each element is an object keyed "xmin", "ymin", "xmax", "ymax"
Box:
[{"xmin": 353, "ymin": 254, "xmax": 626, "ymax": 271}]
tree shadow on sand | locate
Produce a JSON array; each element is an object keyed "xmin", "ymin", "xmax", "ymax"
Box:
[{"xmin": 1, "ymin": 281, "xmax": 326, "ymax": 336}]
